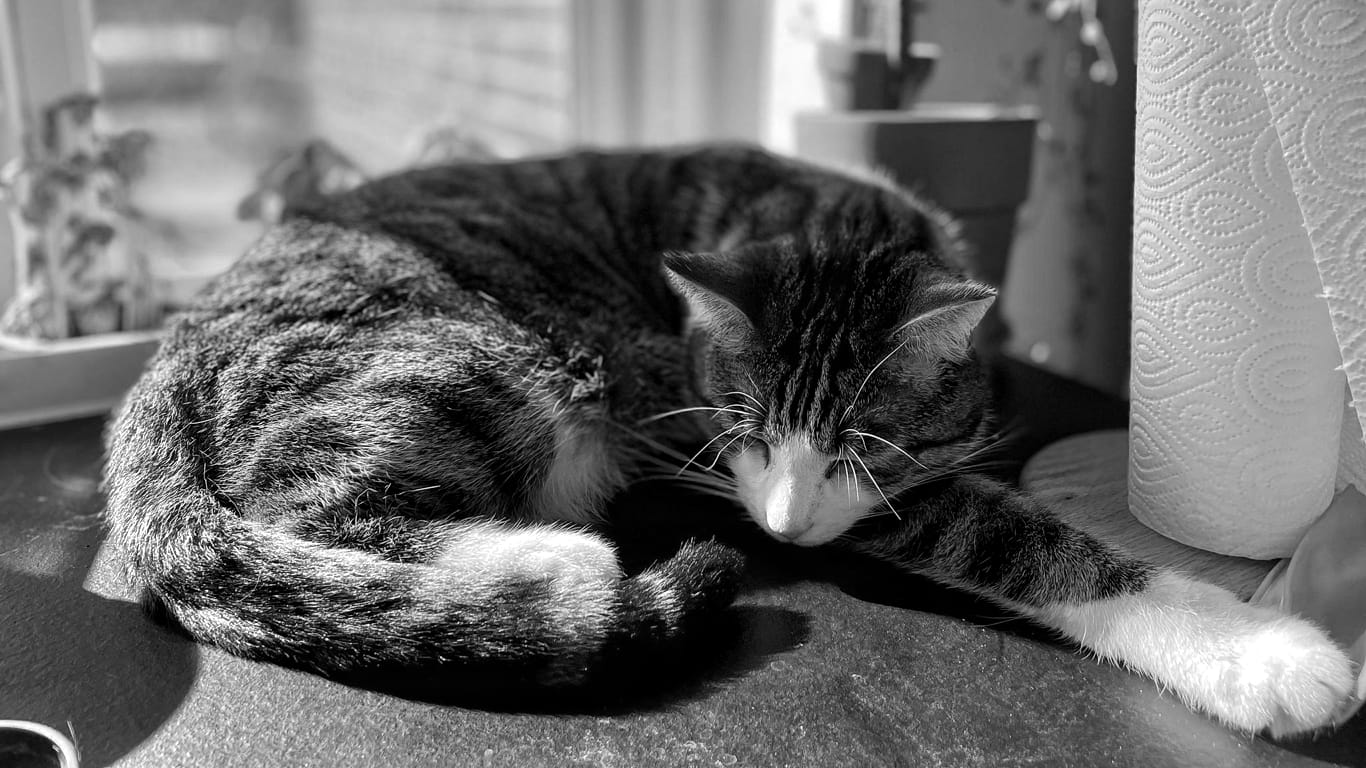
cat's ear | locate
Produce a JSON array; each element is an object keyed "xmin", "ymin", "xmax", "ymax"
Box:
[
  {"xmin": 897, "ymin": 279, "xmax": 996, "ymax": 362},
  {"xmin": 663, "ymin": 252, "xmax": 765, "ymax": 333}
]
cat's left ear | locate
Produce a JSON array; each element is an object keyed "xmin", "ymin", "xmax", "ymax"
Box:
[
  {"xmin": 663, "ymin": 251, "xmax": 766, "ymax": 334},
  {"xmin": 897, "ymin": 279, "xmax": 996, "ymax": 362}
]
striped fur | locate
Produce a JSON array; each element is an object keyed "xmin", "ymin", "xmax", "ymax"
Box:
[
  {"xmin": 846, "ymin": 477, "xmax": 1355, "ymax": 736},
  {"xmin": 105, "ymin": 145, "xmax": 1355, "ymax": 729},
  {"xmin": 108, "ymin": 144, "xmax": 940, "ymax": 683}
]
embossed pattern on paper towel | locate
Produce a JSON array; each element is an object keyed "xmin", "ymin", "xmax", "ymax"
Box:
[
  {"xmin": 1131, "ymin": 0, "xmax": 1345, "ymax": 558},
  {"xmin": 1244, "ymin": 0, "xmax": 1366, "ymax": 492}
]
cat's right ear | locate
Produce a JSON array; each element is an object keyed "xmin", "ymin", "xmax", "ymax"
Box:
[{"xmin": 663, "ymin": 252, "xmax": 763, "ymax": 335}]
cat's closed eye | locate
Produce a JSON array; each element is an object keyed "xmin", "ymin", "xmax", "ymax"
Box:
[
  {"xmin": 823, "ymin": 458, "xmax": 855, "ymax": 480},
  {"xmin": 749, "ymin": 438, "xmax": 771, "ymax": 468}
]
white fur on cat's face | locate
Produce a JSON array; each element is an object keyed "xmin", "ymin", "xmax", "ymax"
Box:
[{"xmin": 728, "ymin": 434, "xmax": 877, "ymax": 546}]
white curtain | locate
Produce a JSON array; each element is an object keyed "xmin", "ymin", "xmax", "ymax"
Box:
[{"xmin": 571, "ymin": 0, "xmax": 772, "ymax": 147}]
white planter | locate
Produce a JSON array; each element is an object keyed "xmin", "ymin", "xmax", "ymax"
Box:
[{"xmin": 0, "ymin": 330, "xmax": 159, "ymax": 430}]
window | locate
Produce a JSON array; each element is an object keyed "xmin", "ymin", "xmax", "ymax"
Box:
[{"xmin": 0, "ymin": 0, "xmax": 774, "ymax": 428}]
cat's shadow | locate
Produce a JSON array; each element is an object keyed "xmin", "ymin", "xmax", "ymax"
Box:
[
  {"xmin": 0, "ymin": 418, "xmax": 199, "ymax": 768},
  {"xmin": 821, "ymin": 544, "xmax": 1366, "ymax": 766},
  {"xmin": 332, "ymin": 481, "xmax": 812, "ymax": 715},
  {"xmin": 0, "ymin": 566, "xmax": 199, "ymax": 768},
  {"xmin": 338, "ymin": 602, "xmax": 810, "ymax": 716}
]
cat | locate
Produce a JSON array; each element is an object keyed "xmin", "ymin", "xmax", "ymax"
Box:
[
  {"xmin": 103, "ymin": 144, "xmax": 1356, "ymax": 735},
  {"xmin": 236, "ymin": 139, "xmax": 367, "ymax": 225}
]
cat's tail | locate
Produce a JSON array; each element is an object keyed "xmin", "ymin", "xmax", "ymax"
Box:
[{"xmin": 105, "ymin": 479, "xmax": 743, "ymax": 686}]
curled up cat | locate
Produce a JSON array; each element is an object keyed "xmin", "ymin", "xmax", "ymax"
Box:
[{"xmin": 103, "ymin": 144, "xmax": 1358, "ymax": 735}]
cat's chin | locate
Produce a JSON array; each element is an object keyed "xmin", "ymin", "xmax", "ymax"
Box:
[
  {"xmin": 750, "ymin": 518, "xmax": 846, "ymax": 548},
  {"xmin": 786, "ymin": 532, "xmax": 836, "ymax": 548}
]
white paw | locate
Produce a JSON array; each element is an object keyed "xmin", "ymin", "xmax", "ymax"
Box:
[
  {"xmin": 1208, "ymin": 612, "xmax": 1357, "ymax": 738},
  {"xmin": 1035, "ymin": 572, "xmax": 1359, "ymax": 738}
]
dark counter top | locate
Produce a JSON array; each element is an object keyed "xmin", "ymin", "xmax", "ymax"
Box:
[{"xmin": 2, "ymin": 357, "xmax": 1362, "ymax": 767}]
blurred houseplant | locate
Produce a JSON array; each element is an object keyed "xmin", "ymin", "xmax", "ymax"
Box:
[{"xmin": 0, "ymin": 93, "xmax": 160, "ymax": 342}]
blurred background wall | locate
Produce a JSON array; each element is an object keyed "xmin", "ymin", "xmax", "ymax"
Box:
[
  {"xmin": 916, "ymin": 0, "xmax": 1137, "ymax": 396},
  {"xmin": 3, "ymin": 0, "xmax": 1137, "ymax": 396}
]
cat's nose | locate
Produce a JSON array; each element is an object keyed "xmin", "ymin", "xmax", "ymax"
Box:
[
  {"xmin": 763, "ymin": 476, "xmax": 813, "ymax": 541},
  {"xmin": 766, "ymin": 514, "xmax": 812, "ymax": 542}
]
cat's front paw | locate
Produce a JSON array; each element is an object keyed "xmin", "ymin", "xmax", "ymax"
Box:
[
  {"xmin": 1211, "ymin": 613, "xmax": 1357, "ymax": 738},
  {"xmin": 1038, "ymin": 572, "xmax": 1358, "ymax": 738}
]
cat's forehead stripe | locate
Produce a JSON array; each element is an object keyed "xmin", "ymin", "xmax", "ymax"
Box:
[{"xmin": 771, "ymin": 306, "xmax": 849, "ymax": 438}]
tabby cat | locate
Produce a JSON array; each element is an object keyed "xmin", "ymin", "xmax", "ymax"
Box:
[{"xmin": 103, "ymin": 144, "xmax": 1355, "ymax": 735}]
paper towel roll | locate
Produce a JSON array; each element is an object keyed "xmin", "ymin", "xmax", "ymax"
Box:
[
  {"xmin": 1130, "ymin": 0, "xmax": 1366, "ymax": 559},
  {"xmin": 1244, "ymin": 1, "xmax": 1366, "ymax": 494}
]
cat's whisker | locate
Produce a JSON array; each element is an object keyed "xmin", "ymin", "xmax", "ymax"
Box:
[
  {"xmin": 633, "ymin": 475, "xmax": 737, "ymax": 501},
  {"xmin": 847, "ymin": 430, "xmax": 930, "ymax": 472},
  {"xmin": 637, "ymin": 405, "xmax": 751, "ymax": 424},
  {"xmin": 840, "ymin": 448, "xmax": 859, "ymax": 503},
  {"xmin": 949, "ymin": 421, "xmax": 1024, "ymax": 465},
  {"xmin": 703, "ymin": 429, "xmax": 753, "ymax": 472},
  {"xmin": 632, "ymin": 464, "xmax": 729, "ymax": 484},
  {"xmin": 742, "ymin": 375, "xmax": 763, "ymax": 401},
  {"xmin": 847, "ymin": 448, "xmax": 899, "ymax": 521},
  {"xmin": 610, "ymin": 421, "xmax": 726, "ymax": 472},
  {"xmin": 898, "ymin": 457, "xmax": 1017, "ymax": 493},
  {"xmin": 830, "ymin": 530, "xmax": 860, "ymax": 547},
  {"xmin": 941, "ymin": 457, "xmax": 1014, "ymax": 475},
  {"xmin": 858, "ymin": 505, "xmax": 903, "ymax": 520},
  {"xmin": 982, "ymin": 416, "xmax": 1027, "ymax": 443},
  {"xmin": 891, "ymin": 422, "xmax": 1020, "ymax": 491},
  {"xmin": 679, "ymin": 483, "xmax": 736, "ymax": 499},
  {"xmin": 955, "ymin": 432, "xmax": 1012, "ymax": 461},
  {"xmin": 842, "ymin": 334, "xmax": 917, "ymax": 423},
  {"xmin": 396, "ymin": 484, "xmax": 442, "ymax": 495},
  {"xmin": 975, "ymin": 613, "xmax": 1026, "ymax": 630},
  {"xmin": 635, "ymin": 466, "xmax": 732, "ymax": 485},
  {"xmin": 615, "ymin": 440, "xmax": 685, "ymax": 465},
  {"xmin": 841, "ymin": 428, "xmax": 868, "ymax": 454},
  {"xmin": 920, "ymin": 437, "xmax": 1015, "ymax": 478},
  {"xmin": 718, "ymin": 390, "xmax": 766, "ymax": 414},
  {"xmin": 636, "ymin": 476, "xmax": 727, "ymax": 492},
  {"xmin": 646, "ymin": 464, "xmax": 736, "ymax": 489},
  {"xmin": 841, "ymin": 451, "xmax": 853, "ymax": 503},
  {"xmin": 678, "ymin": 423, "xmax": 747, "ymax": 476},
  {"xmin": 668, "ymin": 487, "xmax": 734, "ymax": 502},
  {"xmin": 626, "ymin": 452, "xmax": 729, "ymax": 485}
]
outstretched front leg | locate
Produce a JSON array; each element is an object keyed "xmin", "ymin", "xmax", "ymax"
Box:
[{"xmin": 847, "ymin": 475, "xmax": 1358, "ymax": 737}]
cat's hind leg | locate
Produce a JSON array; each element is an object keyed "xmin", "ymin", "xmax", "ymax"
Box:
[
  {"xmin": 424, "ymin": 519, "xmax": 742, "ymax": 680},
  {"xmin": 851, "ymin": 476, "xmax": 1357, "ymax": 737},
  {"xmin": 106, "ymin": 334, "xmax": 743, "ymax": 685}
]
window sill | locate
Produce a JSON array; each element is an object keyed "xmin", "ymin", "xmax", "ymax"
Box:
[{"xmin": 0, "ymin": 331, "xmax": 159, "ymax": 431}]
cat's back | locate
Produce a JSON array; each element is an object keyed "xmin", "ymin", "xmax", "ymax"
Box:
[
  {"xmin": 290, "ymin": 150, "xmax": 712, "ymax": 332},
  {"xmin": 136, "ymin": 148, "xmax": 736, "ymax": 452}
]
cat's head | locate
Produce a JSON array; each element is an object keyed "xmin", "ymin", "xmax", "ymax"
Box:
[{"xmin": 665, "ymin": 234, "xmax": 996, "ymax": 546}]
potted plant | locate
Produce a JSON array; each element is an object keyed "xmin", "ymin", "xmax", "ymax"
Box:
[{"xmin": 0, "ymin": 94, "xmax": 162, "ymax": 429}]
